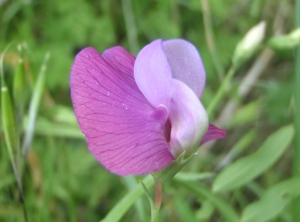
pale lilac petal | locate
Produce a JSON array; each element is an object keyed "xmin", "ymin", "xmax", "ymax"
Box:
[
  {"xmin": 70, "ymin": 47, "xmax": 174, "ymax": 175},
  {"xmin": 168, "ymin": 79, "xmax": 208, "ymax": 157},
  {"xmin": 162, "ymin": 39, "xmax": 206, "ymax": 98},
  {"xmin": 200, "ymin": 124, "xmax": 227, "ymax": 145},
  {"xmin": 134, "ymin": 39, "xmax": 173, "ymax": 108}
]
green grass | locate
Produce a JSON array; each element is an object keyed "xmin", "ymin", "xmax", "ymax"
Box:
[{"xmin": 0, "ymin": 0, "xmax": 298, "ymax": 221}]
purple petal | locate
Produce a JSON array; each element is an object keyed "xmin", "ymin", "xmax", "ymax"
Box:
[
  {"xmin": 70, "ymin": 47, "xmax": 174, "ymax": 175},
  {"xmin": 134, "ymin": 39, "xmax": 173, "ymax": 108},
  {"xmin": 200, "ymin": 124, "xmax": 227, "ymax": 145},
  {"xmin": 168, "ymin": 79, "xmax": 208, "ymax": 157},
  {"xmin": 162, "ymin": 39, "xmax": 206, "ymax": 98},
  {"xmin": 102, "ymin": 46, "xmax": 135, "ymax": 78}
]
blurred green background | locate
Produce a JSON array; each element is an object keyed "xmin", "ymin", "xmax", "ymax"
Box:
[{"xmin": 0, "ymin": 0, "xmax": 297, "ymax": 221}]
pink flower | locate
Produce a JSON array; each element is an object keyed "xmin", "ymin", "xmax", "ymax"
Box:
[{"xmin": 70, "ymin": 39, "xmax": 226, "ymax": 176}]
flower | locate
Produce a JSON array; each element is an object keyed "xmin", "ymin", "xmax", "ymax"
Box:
[{"xmin": 70, "ymin": 39, "xmax": 226, "ymax": 176}]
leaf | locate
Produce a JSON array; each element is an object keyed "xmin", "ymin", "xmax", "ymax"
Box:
[
  {"xmin": 100, "ymin": 175, "xmax": 154, "ymax": 222},
  {"xmin": 173, "ymin": 196, "xmax": 198, "ymax": 222},
  {"xmin": 228, "ymin": 101, "xmax": 260, "ymax": 127},
  {"xmin": 13, "ymin": 55, "xmax": 27, "ymax": 122},
  {"xmin": 241, "ymin": 177, "xmax": 300, "ymax": 222},
  {"xmin": 216, "ymin": 129, "xmax": 256, "ymax": 171},
  {"xmin": 213, "ymin": 125, "xmax": 294, "ymax": 192},
  {"xmin": 25, "ymin": 116, "xmax": 84, "ymax": 139},
  {"xmin": 174, "ymin": 172, "xmax": 215, "ymax": 181},
  {"xmin": 1, "ymin": 44, "xmax": 22, "ymax": 194},
  {"xmin": 22, "ymin": 52, "xmax": 50, "ymax": 157},
  {"xmin": 175, "ymin": 180, "xmax": 239, "ymax": 222}
]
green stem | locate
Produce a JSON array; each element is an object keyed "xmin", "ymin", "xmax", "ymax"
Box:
[
  {"xmin": 100, "ymin": 175, "xmax": 154, "ymax": 222},
  {"xmin": 206, "ymin": 65, "xmax": 237, "ymax": 118},
  {"xmin": 151, "ymin": 181, "xmax": 162, "ymax": 222},
  {"xmin": 174, "ymin": 179, "xmax": 239, "ymax": 222},
  {"xmin": 293, "ymin": 0, "xmax": 300, "ymax": 220},
  {"xmin": 121, "ymin": 0, "xmax": 139, "ymax": 55},
  {"xmin": 124, "ymin": 176, "xmax": 148, "ymax": 222},
  {"xmin": 200, "ymin": 0, "xmax": 224, "ymax": 79}
]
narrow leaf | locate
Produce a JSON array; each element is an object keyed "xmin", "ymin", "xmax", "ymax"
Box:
[
  {"xmin": 213, "ymin": 125, "xmax": 294, "ymax": 192},
  {"xmin": 174, "ymin": 196, "xmax": 198, "ymax": 222},
  {"xmin": 22, "ymin": 52, "xmax": 50, "ymax": 157},
  {"xmin": 13, "ymin": 56, "xmax": 26, "ymax": 122},
  {"xmin": 23, "ymin": 116, "xmax": 84, "ymax": 139},
  {"xmin": 1, "ymin": 85, "xmax": 21, "ymax": 162},
  {"xmin": 241, "ymin": 177, "xmax": 300, "ymax": 222},
  {"xmin": 216, "ymin": 129, "xmax": 256, "ymax": 171},
  {"xmin": 0, "ymin": 44, "xmax": 23, "ymax": 199},
  {"xmin": 1, "ymin": 85, "xmax": 22, "ymax": 188},
  {"xmin": 174, "ymin": 172, "xmax": 214, "ymax": 181},
  {"xmin": 100, "ymin": 175, "xmax": 154, "ymax": 222},
  {"xmin": 175, "ymin": 180, "xmax": 239, "ymax": 222},
  {"xmin": 229, "ymin": 101, "xmax": 259, "ymax": 127}
]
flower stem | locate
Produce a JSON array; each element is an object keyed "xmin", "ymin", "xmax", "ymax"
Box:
[
  {"xmin": 154, "ymin": 181, "xmax": 162, "ymax": 208},
  {"xmin": 151, "ymin": 180, "xmax": 162, "ymax": 222},
  {"xmin": 293, "ymin": 0, "xmax": 300, "ymax": 219},
  {"xmin": 207, "ymin": 65, "xmax": 237, "ymax": 118}
]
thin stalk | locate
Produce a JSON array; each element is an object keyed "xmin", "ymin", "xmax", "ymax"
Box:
[
  {"xmin": 200, "ymin": 0, "xmax": 224, "ymax": 79},
  {"xmin": 293, "ymin": 0, "xmax": 300, "ymax": 220},
  {"xmin": 1, "ymin": 43, "xmax": 28, "ymax": 222},
  {"xmin": 124, "ymin": 176, "xmax": 148, "ymax": 222},
  {"xmin": 100, "ymin": 175, "xmax": 154, "ymax": 222},
  {"xmin": 151, "ymin": 181, "xmax": 162, "ymax": 222},
  {"xmin": 121, "ymin": 0, "xmax": 139, "ymax": 55},
  {"xmin": 207, "ymin": 65, "xmax": 236, "ymax": 118}
]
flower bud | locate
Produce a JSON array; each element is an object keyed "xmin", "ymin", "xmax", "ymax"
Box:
[
  {"xmin": 232, "ymin": 21, "xmax": 266, "ymax": 68},
  {"xmin": 268, "ymin": 28, "xmax": 300, "ymax": 50}
]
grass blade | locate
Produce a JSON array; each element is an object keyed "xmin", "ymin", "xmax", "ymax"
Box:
[
  {"xmin": 100, "ymin": 175, "xmax": 154, "ymax": 222},
  {"xmin": 1, "ymin": 43, "xmax": 28, "ymax": 222},
  {"xmin": 123, "ymin": 176, "xmax": 149, "ymax": 222},
  {"xmin": 241, "ymin": 177, "xmax": 300, "ymax": 222},
  {"xmin": 174, "ymin": 179, "xmax": 239, "ymax": 222},
  {"xmin": 22, "ymin": 52, "xmax": 50, "ymax": 157},
  {"xmin": 213, "ymin": 125, "xmax": 294, "ymax": 193},
  {"xmin": 13, "ymin": 46, "xmax": 27, "ymax": 123},
  {"xmin": 293, "ymin": 0, "xmax": 300, "ymax": 220}
]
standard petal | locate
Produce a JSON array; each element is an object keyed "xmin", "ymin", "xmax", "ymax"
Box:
[
  {"xmin": 134, "ymin": 39, "xmax": 173, "ymax": 108},
  {"xmin": 168, "ymin": 79, "xmax": 208, "ymax": 157},
  {"xmin": 70, "ymin": 47, "xmax": 174, "ymax": 175},
  {"xmin": 102, "ymin": 46, "xmax": 135, "ymax": 78},
  {"xmin": 162, "ymin": 39, "xmax": 206, "ymax": 98},
  {"xmin": 200, "ymin": 124, "xmax": 226, "ymax": 145}
]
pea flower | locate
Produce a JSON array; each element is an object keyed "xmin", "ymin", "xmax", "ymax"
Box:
[{"xmin": 70, "ymin": 39, "xmax": 226, "ymax": 176}]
